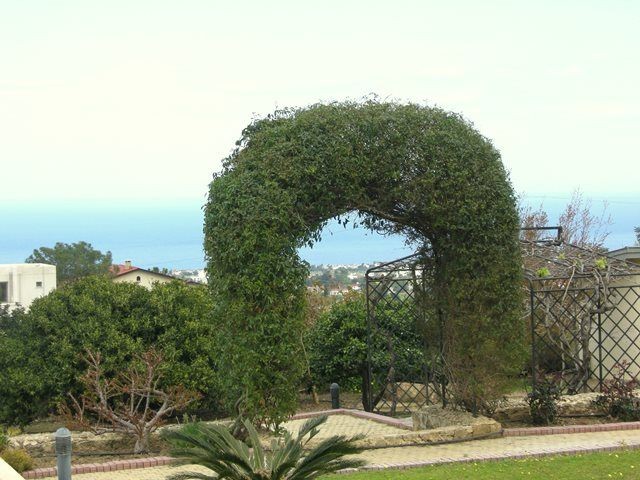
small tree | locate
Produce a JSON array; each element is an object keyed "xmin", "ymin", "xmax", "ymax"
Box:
[
  {"xmin": 558, "ymin": 190, "xmax": 612, "ymax": 248},
  {"xmin": 635, "ymin": 226, "xmax": 639, "ymax": 245},
  {"xmin": 62, "ymin": 349, "xmax": 200, "ymax": 453},
  {"xmin": 26, "ymin": 241, "xmax": 112, "ymax": 283},
  {"xmin": 519, "ymin": 203, "xmax": 550, "ymax": 242}
]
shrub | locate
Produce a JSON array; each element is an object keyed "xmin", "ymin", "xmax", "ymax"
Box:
[
  {"xmin": 0, "ymin": 430, "xmax": 8, "ymax": 452},
  {"xmin": 0, "ymin": 277, "xmax": 222, "ymax": 425},
  {"xmin": 306, "ymin": 292, "xmax": 427, "ymax": 411},
  {"xmin": 1, "ymin": 448, "xmax": 34, "ymax": 473},
  {"xmin": 306, "ymin": 292, "xmax": 369, "ymax": 393},
  {"xmin": 527, "ymin": 372, "xmax": 562, "ymax": 425},
  {"xmin": 596, "ymin": 361, "xmax": 640, "ymax": 421}
]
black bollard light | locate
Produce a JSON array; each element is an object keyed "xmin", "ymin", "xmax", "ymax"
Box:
[{"xmin": 330, "ymin": 382, "xmax": 340, "ymax": 409}]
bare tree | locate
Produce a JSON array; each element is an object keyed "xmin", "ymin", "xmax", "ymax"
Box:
[
  {"xmin": 558, "ymin": 189, "xmax": 612, "ymax": 248},
  {"xmin": 519, "ymin": 202, "xmax": 550, "ymax": 242},
  {"xmin": 519, "ymin": 190, "xmax": 614, "ymax": 393},
  {"xmin": 61, "ymin": 349, "xmax": 200, "ymax": 453},
  {"xmin": 519, "ymin": 189, "xmax": 612, "ymax": 248}
]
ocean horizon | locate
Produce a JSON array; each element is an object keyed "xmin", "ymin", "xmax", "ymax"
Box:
[{"xmin": 1, "ymin": 195, "xmax": 637, "ymax": 269}]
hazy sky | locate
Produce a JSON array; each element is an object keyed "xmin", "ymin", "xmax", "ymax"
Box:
[{"xmin": 2, "ymin": 1, "xmax": 638, "ymax": 203}]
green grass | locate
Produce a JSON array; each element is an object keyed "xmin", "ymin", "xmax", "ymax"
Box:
[{"xmin": 328, "ymin": 450, "xmax": 640, "ymax": 479}]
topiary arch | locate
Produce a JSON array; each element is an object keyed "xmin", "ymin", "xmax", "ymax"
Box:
[{"xmin": 204, "ymin": 100, "xmax": 524, "ymax": 425}]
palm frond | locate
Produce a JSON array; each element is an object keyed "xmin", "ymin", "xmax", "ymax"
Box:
[
  {"xmin": 294, "ymin": 415, "xmax": 327, "ymax": 445},
  {"xmin": 243, "ymin": 418, "xmax": 266, "ymax": 472},
  {"xmin": 269, "ymin": 433, "xmax": 304, "ymax": 478},
  {"xmin": 287, "ymin": 434, "xmax": 365, "ymax": 480},
  {"xmin": 164, "ymin": 422, "xmax": 256, "ymax": 478},
  {"xmin": 166, "ymin": 472, "xmax": 218, "ymax": 480},
  {"xmin": 165, "ymin": 415, "xmax": 366, "ymax": 480}
]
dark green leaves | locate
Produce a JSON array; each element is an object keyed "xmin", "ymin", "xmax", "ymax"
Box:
[
  {"xmin": 204, "ymin": 100, "xmax": 524, "ymax": 421},
  {"xmin": 25, "ymin": 241, "xmax": 112, "ymax": 284}
]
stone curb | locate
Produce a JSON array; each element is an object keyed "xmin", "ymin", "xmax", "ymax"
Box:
[
  {"xmin": 21, "ymin": 418, "xmax": 640, "ymax": 478},
  {"xmin": 22, "ymin": 456, "xmax": 173, "ymax": 479},
  {"xmin": 334, "ymin": 442, "xmax": 640, "ymax": 474},
  {"xmin": 504, "ymin": 421, "xmax": 640, "ymax": 437},
  {"xmin": 291, "ymin": 408, "xmax": 413, "ymax": 430},
  {"xmin": 24, "ymin": 440, "xmax": 640, "ymax": 478}
]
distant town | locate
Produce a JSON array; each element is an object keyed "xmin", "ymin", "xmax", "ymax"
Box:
[{"xmin": 173, "ymin": 263, "xmax": 378, "ymax": 296}]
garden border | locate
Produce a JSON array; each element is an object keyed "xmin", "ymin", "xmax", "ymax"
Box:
[
  {"xmin": 20, "ymin": 414, "xmax": 640, "ymax": 479},
  {"xmin": 503, "ymin": 421, "xmax": 640, "ymax": 437}
]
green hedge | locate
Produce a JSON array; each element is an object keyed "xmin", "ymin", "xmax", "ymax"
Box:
[{"xmin": 204, "ymin": 100, "xmax": 525, "ymax": 423}]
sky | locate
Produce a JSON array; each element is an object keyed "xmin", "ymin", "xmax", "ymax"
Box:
[{"xmin": 0, "ymin": 1, "xmax": 638, "ymax": 266}]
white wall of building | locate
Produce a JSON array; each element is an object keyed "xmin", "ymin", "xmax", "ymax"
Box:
[{"xmin": 0, "ymin": 263, "xmax": 56, "ymax": 310}]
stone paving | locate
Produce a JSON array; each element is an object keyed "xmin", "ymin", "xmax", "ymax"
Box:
[
  {"xmin": 283, "ymin": 413, "xmax": 409, "ymax": 439},
  {"xmin": 35, "ymin": 428, "xmax": 640, "ymax": 479}
]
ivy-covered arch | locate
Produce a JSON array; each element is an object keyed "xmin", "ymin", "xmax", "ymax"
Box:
[{"xmin": 205, "ymin": 101, "xmax": 524, "ymax": 424}]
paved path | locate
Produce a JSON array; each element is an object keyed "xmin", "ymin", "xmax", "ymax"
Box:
[
  {"xmin": 45, "ymin": 429, "xmax": 640, "ymax": 479},
  {"xmin": 283, "ymin": 414, "xmax": 408, "ymax": 439}
]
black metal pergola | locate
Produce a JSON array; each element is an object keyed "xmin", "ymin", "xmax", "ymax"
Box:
[
  {"xmin": 524, "ymin": 227, "xmax": 640, "ymax": 394},
  {"xmin": 364, "ymin": 252, "xmax": 446, "ymax": 414},
  {"xmin": 364, "ymin": 228, "xmax": 640, "ymax": 416}
]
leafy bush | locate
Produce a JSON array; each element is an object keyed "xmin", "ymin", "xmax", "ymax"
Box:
[
  {"xmin": 306, "ymin": 292, "xmax": 427, "ymax": 410},
  {"xmin": 527, "ymin": 372, "xmax": 562, "ymax": 425},
  {"xmin": 0, "ymin": 429, "xmax": 8, "ymax": 452},
  {"xmin": 0, "ymin": 277, "xmax": 221, "ymax": 425},
  {"xmin": 1, "ymin": 448, "xmax": 34, "ymax": 473},
  {"xmin": 306, "ymin": 292, "xmax": 368, "ymax": 393},
  {"xmin": 596, "ymin": 361, "xmax": 640, "ymax": 421}
]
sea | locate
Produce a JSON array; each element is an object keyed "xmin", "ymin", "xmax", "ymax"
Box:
[{"xmin": 1, "ymin": 195, "xmax": 637, "ymax": 270}]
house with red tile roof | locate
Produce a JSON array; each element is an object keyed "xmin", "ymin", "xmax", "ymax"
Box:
[{"xmin": 110, "ymin": 260, "xmax": 186, "ymax": 289}]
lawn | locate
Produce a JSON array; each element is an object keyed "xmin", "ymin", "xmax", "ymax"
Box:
[{"xmin": 329, "ymin": 450, "xmax": 640, "ymax": 479}]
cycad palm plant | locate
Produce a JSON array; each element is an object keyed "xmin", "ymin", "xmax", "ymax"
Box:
[{"xmin": 164, "ymin": 415, "xmax": 365, "ymax": 479}]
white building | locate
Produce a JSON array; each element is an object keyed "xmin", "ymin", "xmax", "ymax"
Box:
[{"xmin": 0, "ymin": 263, "xmax": 57, "ymax": 310}]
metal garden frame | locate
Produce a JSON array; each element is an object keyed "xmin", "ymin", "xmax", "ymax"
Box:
[
  {"xmin": 364, "ymin": 253, "xmax": 446, "ymax": 414},
  {"xmin": 363, "ymin": 227, "xmax": 640, "ymax": 417},
  {"xmin": 525, "ymin": 228, "xmax": 640, "ymax": 394}
]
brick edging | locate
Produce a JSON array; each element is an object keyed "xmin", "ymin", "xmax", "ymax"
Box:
[
  {"xmin": 23, "ymin": 442, "xmax": 640, "ymax": 479},
  {"xmin": 291, "ymin": 408, "xmax": 413, "ymax": 430},
  {"xmin": 22, "ymin": 456, "xmax": 174, "ymax": 479},
  {"xmin": 335, "ymin": 442, "xmax": 640, "ymax": 474},
  {"xmin": 23, "ymin": 416, "xmax": 640, "ymax": 478},
  {"xmin": 504, "ymin": 421, "xmax": 640, "ymax": 437}
]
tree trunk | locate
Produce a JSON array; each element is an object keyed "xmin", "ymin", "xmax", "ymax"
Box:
[{"xmin": 134, "ymin": 432, "xmax": 150, "ymax": 454}]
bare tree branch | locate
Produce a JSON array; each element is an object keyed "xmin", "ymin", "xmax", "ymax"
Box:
[{"xmin": 60, "ymin": 348, "xmax": 201, "ymax": 453}]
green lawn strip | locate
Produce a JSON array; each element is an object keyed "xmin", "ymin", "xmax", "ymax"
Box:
[{"xmin": 327, "ymin": 450, "xmax": 640, "ymax": 479}]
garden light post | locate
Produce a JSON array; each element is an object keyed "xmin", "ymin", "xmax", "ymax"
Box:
[
  {"xmin": 330, "ymin": 383, "xmax": 340, "ymax": 409},
  {"xmin": 54, "ymin": 427, "xmax": 72, "ymax": 480}
]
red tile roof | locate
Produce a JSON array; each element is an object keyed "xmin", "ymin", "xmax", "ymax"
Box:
[{"xmin": 110, "ymin": 264, "xmax": 141, "ymax": 277}]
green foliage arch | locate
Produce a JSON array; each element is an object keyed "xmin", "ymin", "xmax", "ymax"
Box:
[{"xmin": 204, "ymin": 100, "xmax": 524, "ymax": 424}]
